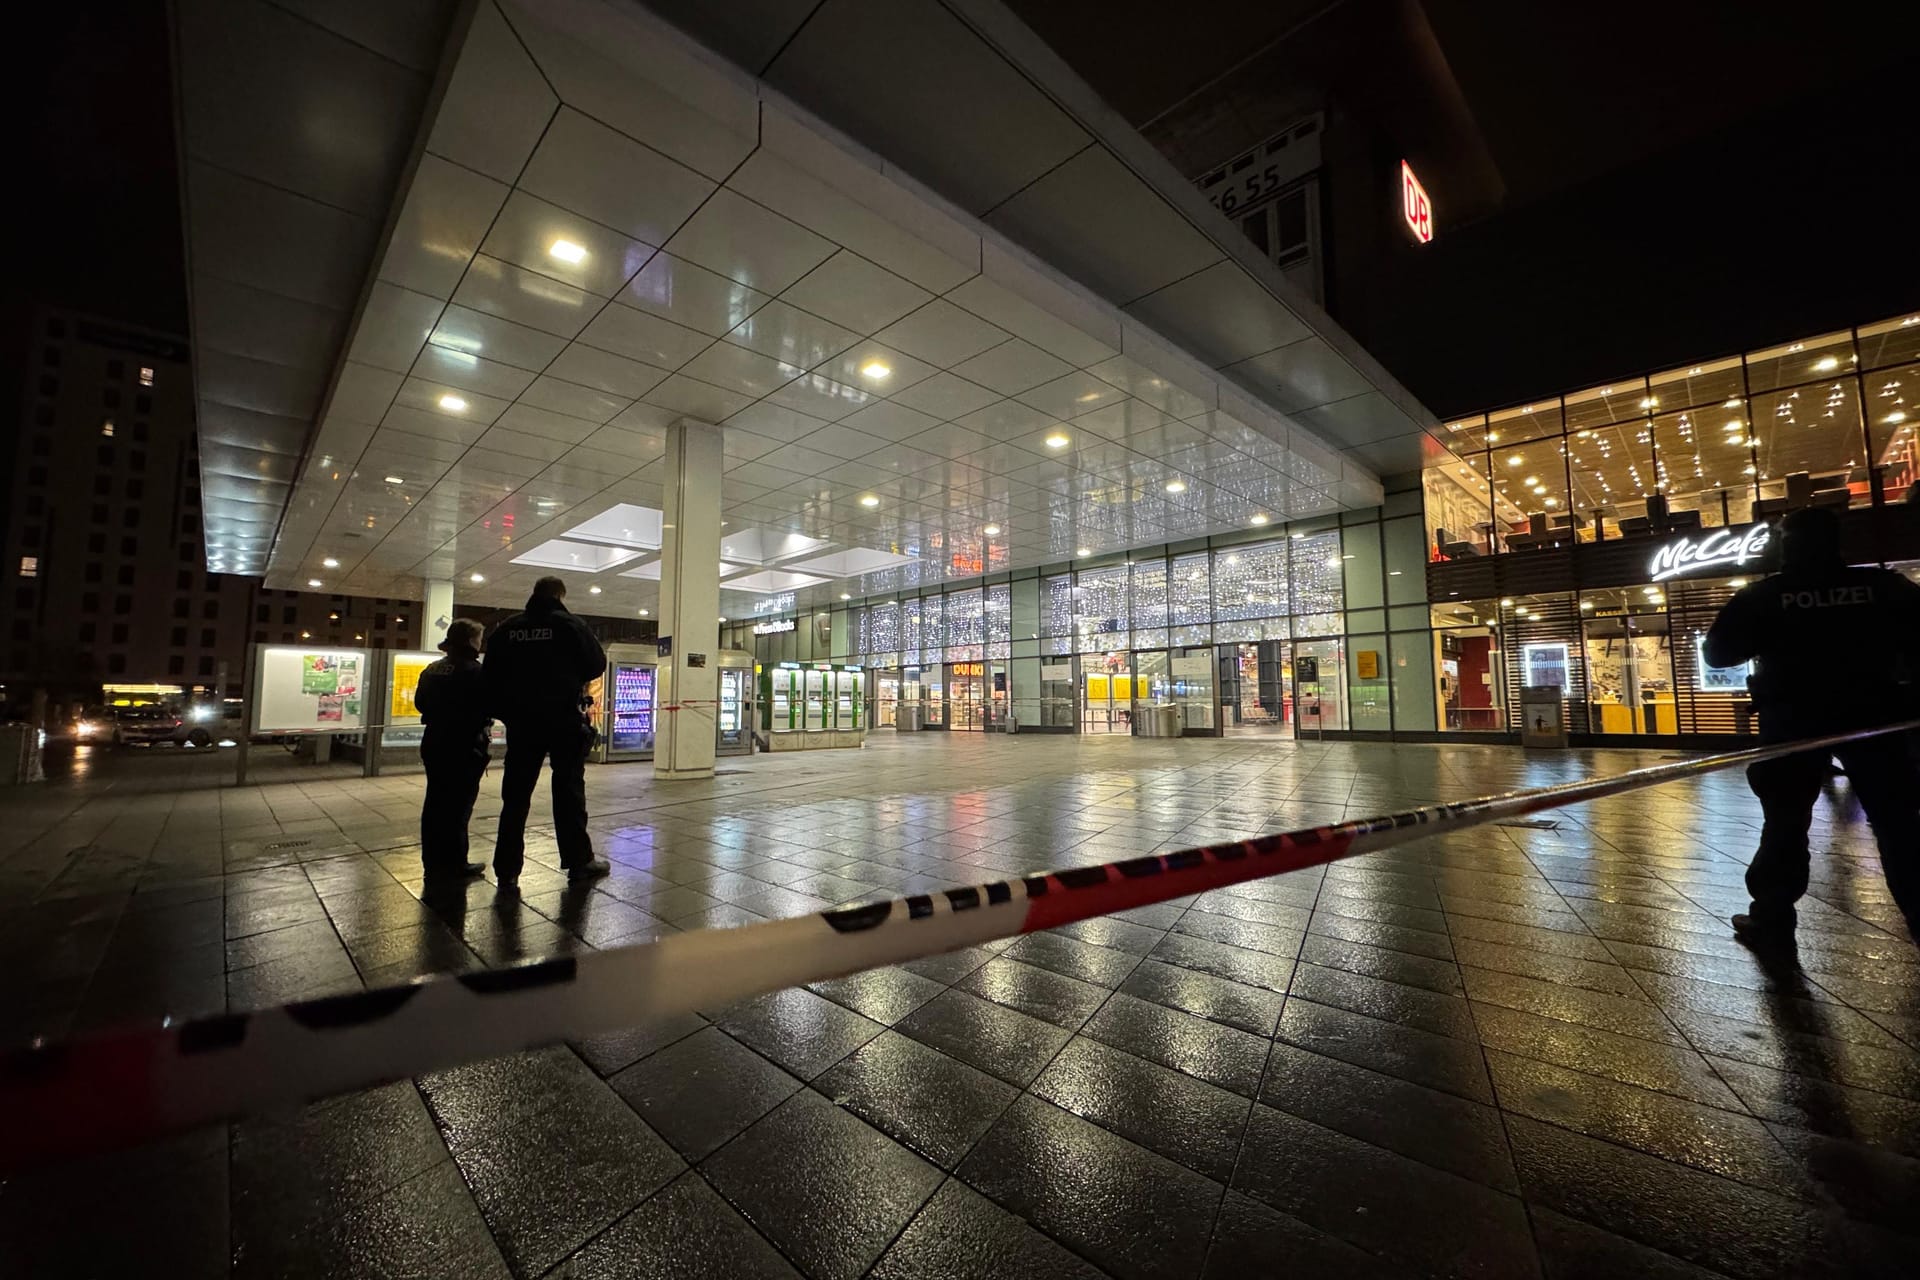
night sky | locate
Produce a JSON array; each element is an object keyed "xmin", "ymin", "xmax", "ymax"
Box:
[{"xmin": 9, "ymin": 2, "xmax": 1917, "ymax": 422}]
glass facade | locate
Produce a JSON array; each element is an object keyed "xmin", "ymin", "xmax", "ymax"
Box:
[{"xmin": 1420, "ymin": 309, "xmax": 1920, "ymax": 739}]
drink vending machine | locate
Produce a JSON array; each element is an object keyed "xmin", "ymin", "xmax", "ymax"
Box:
[
  {"xmin": 599, "ymin": 643, "xmax": 659, "ymax": 762},
  {"xmin": 714, "ymin": 650, "xmax": 754, "ymax": 756}
]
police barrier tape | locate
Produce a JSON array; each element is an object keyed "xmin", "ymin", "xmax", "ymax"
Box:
[{"xmin": 4, "ymin": 720, "xmax": 1917, "ymax": 1171}]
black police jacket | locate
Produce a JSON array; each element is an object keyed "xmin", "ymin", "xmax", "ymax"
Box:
[
  {"xmin": 482, "ymin": 595, "xmax": 607, "ymax": 727},
  {"xmin": 415, "ymin": 656, "xmax": 490, "ymax": 754},
  {"xmin": 1703, "ymin": 561, "xmax": 1920, "ymax": 741}
]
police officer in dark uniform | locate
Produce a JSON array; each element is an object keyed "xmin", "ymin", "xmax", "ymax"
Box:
[
  {"xmin": 482, "ymin": 576, "xmax": 610, "ymax": 888},
  {"xmin": 414, "ymin": 618, "xmax": 492, "ymax": 884},
  {"xmin": 1702, "ymin": 506, "xmax": 1920, "ymax": 943}
]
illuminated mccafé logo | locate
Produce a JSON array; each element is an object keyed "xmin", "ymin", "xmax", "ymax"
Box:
[{"xmin": 1647, "ymin": 524, "xmax": 1771, "ymax": 583}]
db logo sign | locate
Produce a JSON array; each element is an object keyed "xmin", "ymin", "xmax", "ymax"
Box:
[{"xmin": 1401, "ymin": 160, "xmax": 1434, "ymax": 244}]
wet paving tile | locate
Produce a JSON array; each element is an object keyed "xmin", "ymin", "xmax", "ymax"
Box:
[
  {"xmin": 715, "ymin": 987, "xmax": 886, "ymax": 1079},
  {"xmin": 816, "ymin": 1030, "xmax": 1019, "ymax": 1168},
  {"xmin": 1004, "ymin": 932, "xmax": 1144, "ymax": 988},
  {"xmin": 1033, "ymin": 1036, "xmax": 1251, "ymax": 1181},
  {"xmin": 573, "ymin": 1012, "xmax": 708, "ymax": 1076},
  {"xmin": 1148, "ymin": 930, "xmax": 1296, "ymax": 992},
  {"xmin": 869, "ymin": 1178, "xmax": 1108, "ymax": 1280},
  {"xmin": 1705, "ymin": 1053, "xmax": 1920, "ymax": 1156},
  {"xmin": 895, "ymin": 988, "xmax": 1074, "ymax": 1087},
  {"xmin": 960, "ymin": 956, "xmax": 1110, "ymax": 1029},
  {"xmin": 1117, "ymin": 956, "xmax": 1285, "ymax": 1035},
  {"xmin": 1261, "ymin": 1040, "xmax": 1513, "ymax": 1188},
  {"xmin": 703, "ymin": 1090, "xmax": 943, "ymax": 1280},
  {"xmin": 1469, "ymin": 1001, "xmax": 1742, "ymax": 1109},
  {"xmin": 1201, "ymin": 1191, "xmax": 1410, "ymax": 1280},
  {"xmin": 808, "ymin": 965, "xmax": 948, "ymax": 1025},
  {"xmin": 610, "ymin": 1026, "xmax": 803, "ymax": 1160},
  {"xmin": 1275, "ymin": 997, "xmax": 1494, "ymax": 1102},
  {"xmin": 1232, "ymin": 1104, "xmax": 1540, "ymax": 1280},
  {"xmin": 960, "ymin": 1095, "xmax": 1220, "ymax": 1280},
  {"xmin": 1460, "ymin": 964, "xmax": 1686, "ymax": 1045},
  {"xmin": 1079, "ymin": 991, "xmax": 1270, "ymax": 1097},
  {"xmin": 558, "ymin": 1172, "xmax": 799, "ymax": 1279}
]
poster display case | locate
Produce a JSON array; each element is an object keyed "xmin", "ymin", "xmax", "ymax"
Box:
[
  {"xmin": 250, "ymin": 646, "xmax": 372, "ymax": 734},
  {"xmin": 381, "ymin": 649, "xmax": 441, "ymax": 749},
  {"xmin": 762, "ymin": 662, "xmax": 866, "ymax": 751}
]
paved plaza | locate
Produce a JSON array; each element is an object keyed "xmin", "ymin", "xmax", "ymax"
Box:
[{"xmin": 2, "ymin": 732, "xmax": 1918, "ymax": 1278}]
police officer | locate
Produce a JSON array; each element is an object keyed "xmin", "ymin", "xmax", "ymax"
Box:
[
  {"xmin": 414, "ymin": 618, "xmax": 492, "ymax": 884},
  {"xmin": 482, "ymin": 576, "xmax": 610, "ymax": 888},
  {"xmin": 1702, "ymin": 506, "xmax": 1920, "ymax": 943}
]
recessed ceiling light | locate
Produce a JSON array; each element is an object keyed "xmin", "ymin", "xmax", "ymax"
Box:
[
  {"xmin": 383, "ymin": 475, "xmax": 404, "ymax": 485},
  {"xmin": 1077, "ymin": 547, "xmax": 1091, "ymax": 557},
  {"xmin": 639, "ymin": 608, "xmax": 650, "ymax": 616},
  {"xmin": 469, "ymin": 572, "xmax": 485, "ymax": 583},
  {"xmin": 1044, "ymin": 433, "xmax": 1070, "ymax": 449},
  {"xmin": 1506, "ymin": 454, "xmax": 1524, "ymax": 467},
  {"xmin": 548, "ymin": 239, "xmax": 587, "ymax": 264},
  {"xmin": 1250, "ymin": 514, "xmax": 1269, "ymax": 526},
  {"xmin": 588, "ymin": 585, "xmax": 602, "ymax": 594},
  {"xmin": 1815, "ymin": 355, "xmax": 1839, "ymax": 372},
  {"xmin": 321, "ymin": 557, "xmax": 339, "ymax": 568},
  {"xmin": 307, "ymin": 578, "xmax": 322, "ymax": 587},
  {"xmin": 439, "ymin": 394, "xmax": 468, "ymax": 412},
  {"xmin": 718, "ymin": 616, "xmax": 727, "ymax": 623},
  {"xmin": 840, "ymin": 593, "xmax": 852, "ymax": 601},
  {"xmin": 983, "ymin": 524, "xmax": 1001, "ymax": 536},
  {"xmin": 860, "ymin": 361, "xmax": 891, "ymax": 380},
  {"xmin": 859, "ymin": 495, "xmax": 880, "ymax": 508},
  {"xmin": 1164, "ymin": 480, "xmax": 1187, "ymax": 494}
]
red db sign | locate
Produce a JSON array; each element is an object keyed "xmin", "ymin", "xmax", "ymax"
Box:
[{"xmin": 1401, "ymin": 160, "xmax": 1434, "ymax": 243}]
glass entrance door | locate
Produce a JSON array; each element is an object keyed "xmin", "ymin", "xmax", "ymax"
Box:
[
  {"xmin": 1292, "ymin": 638, "xmax": 1348, "ymax": 735},
  {"xmin": 1171, "ymin": 648, "xmax": 1216, "ymax": 734},
  {"xmin": 1584, "ymin": 614, "xmax": 1676, "ymax": 734},
  {"xmin": 1081, "ymin": 652, "xmax": 1132, "ymax": 733},
  {"xmin": 875, "ymin": 671, "xmax": 900, "ymax": 728},
  {"xmin": 1040, "ymin": 660, "xmax": 1076, "ymax": 729},
  {"xmin": 947, "ymin": 663, "xmax": 985, "ymax": 730},
  {"xmin": 1218, "ymin": 642, "xmax": 1291, "ymax": 734},
  {"xmin": 987, "ymin": 663, "xmax": 1009, "ymax": 731}
]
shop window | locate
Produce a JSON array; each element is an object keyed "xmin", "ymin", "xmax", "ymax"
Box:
[
  {"xmin": 1562, "ymin": 400, "xmax": 1653, "ymax": 543},
  {"xmin": 1580, "ymin": 588, "xmax": 1677, "ymax": 736},
  {"xmin": 1747, "ymin": 377, "xmax": 1866, "ymax": 512},
  {"xmin": 1867, "ymin": 363, "xmax": 1916, "ymax": 504},
  {"xmin": 1168, "ymin": 552, "xmax": 1212, "ymax": 647},
  {"xmin": 1426, "ymin": 449, "xmax": 1495, "ymax": 559},
  {"xmin": 1071, "ymin": 567, "xmax": 1128, "ymax": 654},
  {"xmin": 1212, "ymin": 543, "xmax": 1289, "ymax": 640},
  {"xmin": 1430, "ymin": 599, "xmax": 1505, "ymax": 731},
  {"xmin": 1653, "ymin": 405, "xmax": 1755, "ymax": 528},
  {"xmin": 1744, "ymin": 330, "xmax": 1856, "ymax": 393},
  {"xmin": 985, "ymin": 583, "xmax": 1010, "ymax": 660},
  {"xmin": 869, "ymin": 600, "xmax": 900, "ymax": 662},
  {"xmin": 1857, "ymin": 312, "xmax": 1920, "ymax": 372},
  {"xmin": 1486, "ymin": 400, "xmax": 1563, "ymax": 449},
  {"xmin": 1041, "ymin": 575, "xmax": 1073, "ymax": 655},
  {"xmin": 1647, "ymin": 356, "xmax": 1745, "ymax": 414},
  {"xmin": 1129, "ymin": 559, "xmax": 1168, "ymax": 649}
]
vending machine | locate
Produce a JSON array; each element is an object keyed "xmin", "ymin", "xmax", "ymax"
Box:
[
  {"xmin": 714, "ymin": 650, "xmax": 754, "ymax": 756},
  {"xmin": 601, "ymin": 643, "xmax": 659, "ymax": 762},
  {"xmin": 832, "ymin": 668, "xmax": 862, "ymax": 730},
  {"xmin": 802, "ymin": 667, "xmax": 827, "ymax": 731},
  {"xmin": 765, "ymin": 664, "xmax": 799, "ymax": 733}
]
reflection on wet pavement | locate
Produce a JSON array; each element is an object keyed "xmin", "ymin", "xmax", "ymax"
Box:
[{"xmin": 2, "ymin": 733, "xmax": 1917, "ymax": 1277}]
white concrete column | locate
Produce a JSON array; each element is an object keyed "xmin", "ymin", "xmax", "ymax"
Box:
[
  {"xmin": 425, "ymin": 579, "xmax": 456, "ymax": 646},
  {"xmin": 655, "ymin": 418, "xmax": 723, "ymax": 780}
]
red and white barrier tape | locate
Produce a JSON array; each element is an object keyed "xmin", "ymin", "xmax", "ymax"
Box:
[{"xmin": 3, "ymin": 720, "xmax": 1915, "ymax": 1171}]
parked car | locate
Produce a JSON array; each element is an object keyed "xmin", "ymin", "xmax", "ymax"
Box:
[{"xmin": 111, "ymin": 704, "xmax": 234, "ymax": 748}]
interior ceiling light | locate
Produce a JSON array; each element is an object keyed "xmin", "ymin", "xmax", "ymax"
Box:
[
  {"xmin": 1250, "ymin": 514, "xmax": 1269, "ymax": 526},
  {"xmin": 860, "ymin": 361, "xmax": 891, "ymax": 380},
  {"xmin": 1815, "ymin": 356, "xmax": 1840, "ymax": 372},
  {"xmin": 438, "ymin": 394, "xmax": 468, "ymax": 412},
  {"xmin": 469, "ymin": 572, "xmax": 485, "ymax": 583},
  {"xmin": 548, "ymin": 239, "xmax": 587, "ymax": 264},
  {"xmin": 859, "ymin": 495, "xmax": 880, "ymax": 507},
  {"xmin": 1164, "ymin": 480, "xmax": 1187, "ymax": 494},
  {"xmin": 1077, "ymin": 547, "xmax": 1092, "ymax": 557},
  {"xmin": 307, "ymin": 578, "xmax": 322, "ymax": 587},
  {"xmin": 588, "ymin": 585, "xmax": 602, "ymax": 595},
  {"xmin": 1044, "ymin": 433, "xmax": 1070, "ymax": 449},
  {"xmin": 983, "ymin": 524, "xmax": 1001, "ymax": 536},
  {"xmin": 1507, "ymin": 454, "xmax": 1524, "ymax": 467},
  {"xmin": 638, "ymin": 608, "xmax": 650, "ymax": 616},
  {"xmin": 840, "ymin": 592, "xmax": 852, "ymax": 600},
  {"xmin": 384, "ymin": 475, "xmax": 404, "ymax": 485},
  {"xmin": 321, "ymin": 557, "xmax": 339, "ymax": 568}
]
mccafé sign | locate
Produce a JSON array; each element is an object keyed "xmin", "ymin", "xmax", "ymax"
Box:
[{"xmin": 1647, "ymin": 524, "xmax": 1771, "ymax": 583}]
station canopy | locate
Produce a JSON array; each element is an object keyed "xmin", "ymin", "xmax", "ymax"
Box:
[{"xmin": 174, "ymin": 0, "xmax": 1439, "ymax": 613}]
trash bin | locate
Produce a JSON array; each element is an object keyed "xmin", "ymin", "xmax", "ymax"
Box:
[
  {"xmin": 1137, "ymin": 704, "xmax": 1181, "ymax": 737},
  {"xmin": 897, "ymin": 703, "xmax": 923, "ymax": 731},
  {"xmin": 1519, "ymin": 685, "xmax": 1568, "ymax": 749}
]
